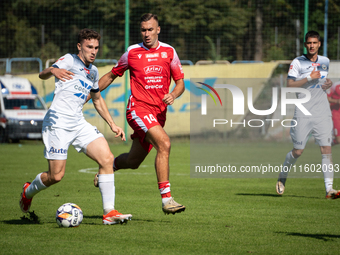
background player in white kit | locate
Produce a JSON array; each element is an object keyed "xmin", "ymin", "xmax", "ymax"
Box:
[
  {"xmin": 19, "ymin": 28, "xmax": 132, "ymax": 224},
  {"xmin": 276, "ymin": 30, "xmax": 340, "ymax": 199}
]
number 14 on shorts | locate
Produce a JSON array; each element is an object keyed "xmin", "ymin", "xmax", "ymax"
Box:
[{"xmin": 144, "ymin": 114, "xmax": 157, "ymax": 124}]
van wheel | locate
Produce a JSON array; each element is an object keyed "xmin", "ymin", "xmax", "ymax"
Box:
[{"xmin": 0, "ymin": 128, "xmax": 8, "ymax": 143}]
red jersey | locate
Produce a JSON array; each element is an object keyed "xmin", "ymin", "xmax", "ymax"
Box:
[
  {"xmin": 111, "ymin": 41, "xmax": 184, "ymax": 112},
  {"xmin": 327, "ymin": 81, "xmax": 340, "ymax": 112}
]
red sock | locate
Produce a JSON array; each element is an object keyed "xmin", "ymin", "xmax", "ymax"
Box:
[{"xmin": 158, "ymin": 181, "xmax": 171, "ymax": 201}]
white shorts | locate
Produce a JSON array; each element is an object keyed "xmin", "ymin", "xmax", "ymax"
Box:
[
  {"xmin": 42, "ymin": 121, "xmax": 104, "ymax": 160},
  {"xmin": 290, "ymin": 116, "xmax": 332, "ymax": 149}
]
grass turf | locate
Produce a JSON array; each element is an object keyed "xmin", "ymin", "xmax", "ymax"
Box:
[{"xmin": 0, "ymin": 140, "xmax": 340, "ymax": 254}]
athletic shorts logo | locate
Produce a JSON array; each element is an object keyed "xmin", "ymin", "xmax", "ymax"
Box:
[
  {"xmin": 48, "ymin": 147, "xmax": 68, "ymax": 154},
  {"xmin": 144, "ymin": 65, "xmax": 163, "ymax": 75}
]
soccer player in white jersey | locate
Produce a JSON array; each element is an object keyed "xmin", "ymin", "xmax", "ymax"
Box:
[
  {"xmin": 276, "ymin": 31, "xmax": 340, "ymax": 199},
  {"xmin": 88, "ymin": 13, "xmax": 186, "ymax": 215},
  {"xmin": 19, "ymin": 29, "xmax": 132, "ymax": 224}
]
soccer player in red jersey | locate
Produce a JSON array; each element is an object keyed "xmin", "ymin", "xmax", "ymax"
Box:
[
  {"xmin": 327, "ymin": 81, "xmax": 340, "ymax": 145},
  {"xmin": 90, "ymin": 13, "xmax": 185, "ymax": 214}
]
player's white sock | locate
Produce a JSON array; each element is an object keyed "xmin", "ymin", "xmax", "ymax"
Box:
[
  {"xmin": 158, "ymin": 181, "xmax": 171, "ymax": 204},
  {"xmin": 25, "ymin": 173, "xmax": 47, "ymax": 199},
  {"xmin": 322, "ymin": 154, "xmax": 333, "ymax": 193},
  {"xmin": 98, "ymin": 174, "xmax": 115, "ymax": 215},
  {"xmin": 279, "ymin": 151, "xmax": 297, "ymax": 183}
]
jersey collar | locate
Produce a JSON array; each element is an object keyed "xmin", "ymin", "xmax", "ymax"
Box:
[
  {"xmin": 74, "ymin": 54, "xmax": 92, "ymax": 69},
  {"xmin": 303, "ymin": 54, "xmax": 319, "ymax": 63},
  {"xmin": 141, "ymin": 41, "xmax": 161, "ymax": 51}
]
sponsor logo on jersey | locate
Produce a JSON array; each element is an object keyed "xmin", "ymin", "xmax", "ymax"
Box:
[
  {"xmin": 161, "ymin": 52, "xmax": 167, "ymax": 58},
  {"xmin": 148, "ymin": 58, "xmax": 158, "ymax": 62},
  {"xmin": 138, "ymin": 54, "xmax": 142, "ymax": 59},
  {"xmin": 312, "ymin": 63, "xmax": 320, "ymax": 67},
  {"xmin": 146, "ymin": 53, "xmax": 159, "ymax": 58},
  {"xmin": 49, "ymin": 146, "xmax": 67, "ymax": 154},
  {"xmin": 74, "ymin": 80, "xmax": 92, "ymax": 100},
  {"xmin": 145, "ymin": 85, "xmax": 163, "ymax": 89},
  {"xmin": 144, "ymin": 65, "xmax": 163, "ymax": 75},
  {"xmin": 289, "ymin": 65, "xmax": 293, "ymax": 70},
  {"xmin": 87, "ymin": 70, "xmax": 96, "ymax": 82},
  {"xmin": 80, "ymin": 68, "xmax": 90, "ymax": 74},
  {"xmin": 56, "ymin": 57, "xmax": 65, "ymax": 63}
]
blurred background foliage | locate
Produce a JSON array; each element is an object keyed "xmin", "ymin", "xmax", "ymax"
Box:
[{"xmin": 1, "ymin": 0, "xmax": 340, "ymax": 65}]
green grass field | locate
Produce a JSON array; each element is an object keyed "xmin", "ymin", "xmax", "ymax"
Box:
[{"xmin": 1, "ymin": 140, "xmax": 340, "ymax": 254}]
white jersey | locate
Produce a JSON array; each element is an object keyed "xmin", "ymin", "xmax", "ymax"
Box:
[
  {"xmin": 43, "ymin": 54, "xmax": 99, "ymax": 129},
  {"xmin": 288, "ymin": 54, "xmax": 331, "ymax": 118}
]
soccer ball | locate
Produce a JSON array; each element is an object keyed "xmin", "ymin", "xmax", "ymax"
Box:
[{"xmin": 56, "ymin": 203, "xmax": 83, "ymax": 227}]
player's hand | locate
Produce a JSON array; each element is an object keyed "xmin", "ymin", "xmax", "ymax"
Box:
[
  {"xmin": 322, "ymin": 78, "xmax": 332, "ymax": 90},
  {"xmin": 162, "ymin": 93, "xmax": 175, "ymax": 105},
  {"xmin": 51, "ymin": 68, "xmax": 74, "ymax": 82},
  {"xmin": 110, "ymin": 125, "xmax": 126, "ymax": 141},
  {"xmin": 310, "ymin": 67, "xmax": 321, "ymax": 80}
]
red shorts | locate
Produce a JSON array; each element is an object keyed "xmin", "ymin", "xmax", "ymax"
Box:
[
  {"xmin": 126, "ymin": 96, "xmax": 166, "ymax": 152},
  {"xmin": 332, "ymin": 111, "xmax": 340, "ymax": 137}
]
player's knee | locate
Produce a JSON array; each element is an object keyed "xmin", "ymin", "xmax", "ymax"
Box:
[
  {"xmin": 101, "ymin": 152, "xmax": 114, "ymax": 168},
  {"xmin": 49, "ymin": 172, "xmax": 64, "ymax": 184},
  {"xmin": 158, "ymin": 139, "xmax": 171, "ymax": 154},
  {"xmin": 292, "ymin": 149, "xmax": 303, "ymax": 158}
]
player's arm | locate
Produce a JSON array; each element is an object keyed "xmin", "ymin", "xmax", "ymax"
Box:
[
  {"xmin": 162, "ymin": 79, "xmax": 184, "ymax": 105},
  {"xmin": 86, "ymin": 71, "xmax": 118, "ymax": 103},
  {"xmin": 91, "ymin": 90, "xmax": 125, "ymax": 141},
  {"xmin": 287, "ymin": 67, "xmax": 321, "ymax": 87},
  {"xmin": 327, "ymin": 96, "xmax": 340, "ymax": 104},
  {"xmin": 39, "ymin": 66, "xmax": 74, "ymax": 81}
]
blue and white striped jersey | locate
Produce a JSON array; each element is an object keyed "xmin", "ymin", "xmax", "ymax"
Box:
[{"xmin": 288, "ymin": 54, "xmax": 331, "ymax": 118}]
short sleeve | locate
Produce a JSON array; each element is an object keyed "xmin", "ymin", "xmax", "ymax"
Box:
[
  {"xmin": 170, "ymin": 48, "xmax": 184, "ymax": 81},
  {"xmin": 112, "ymin": 52, "xmax": 129, "ymax": 77},
  {"xmin": 91, "ymin": 67, "xmax": 100, "ymax": 92},
  {"xmin": 287, "ymin": 59, "xmax": 300, "ymax": 81},
  {"xmin": 52, "ymin": 54, "xmax": 73, "ymax": 70}
]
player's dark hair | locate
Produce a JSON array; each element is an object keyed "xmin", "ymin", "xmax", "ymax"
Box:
[
  {"xmin": 305, "ymin": 31, "xmax": 320, "ymax": 42},
  {"xmin": 140, "ymin": 13, "xmax": 159, "ymax": 25},
  {"xmin": 78, "ymin": 28, "xmax": 101, "ymax": 44}
]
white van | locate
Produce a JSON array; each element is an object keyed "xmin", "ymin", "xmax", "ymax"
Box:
[{"xmin": 0, "ymin": 74, "xmax": 47, "ymax": 143}]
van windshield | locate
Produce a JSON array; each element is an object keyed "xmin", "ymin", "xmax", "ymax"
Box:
[{"xmin": 4, "ymin": 97, "xmax": 46, "ymax": 110}]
